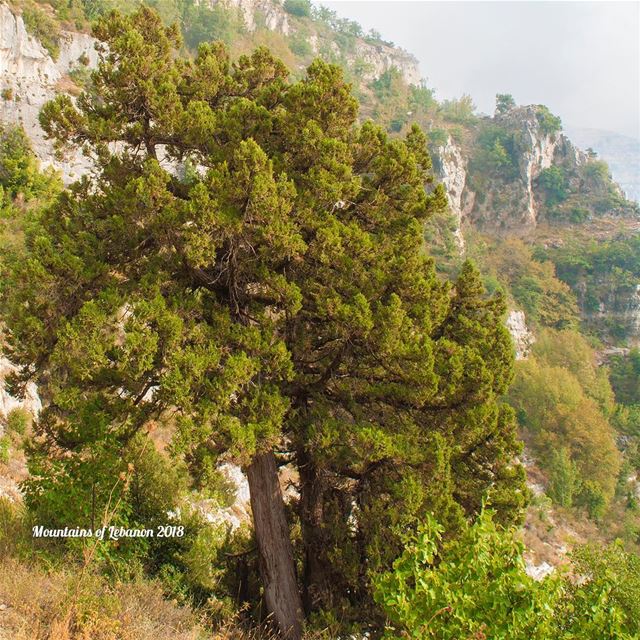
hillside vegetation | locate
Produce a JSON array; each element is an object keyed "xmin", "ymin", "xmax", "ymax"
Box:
[{"xmin": 0, "ymin": 1, "xmax": 639, "ymax": 638}]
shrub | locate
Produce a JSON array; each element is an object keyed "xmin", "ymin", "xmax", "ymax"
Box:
[
  {"xmin": 539, "ymin": 166, "xmax": 568, "ymax": 207},
  {"xmin": 288, "ymin": 32, "xmax": 312, "ymax": 57},
  {"xmin": 536, "ymin": 105, "xmax": 562, "ymax": 136},
  {"xmin": 0, "ymin": 123, "xmax": 61, "ymax": 203},
  {"xmin": 509, "ymin": 358, "xmax": 621, "ymax": 511},
  {"xmin": 495, "ymin": 93, "xmax": 516, "ymax": 114},
  {"xmin": 428, "ymin": 128, "xmax": 448, "ymax": 148},
  {"xmin": 0, "ymin": 435, "xmax": 9, "ymax": 464},
  {"xmin": 6, "ymin": 408, "xmax": 31, "ymax": 436},
  {"xmin": 180, "ymin": 0, "xmax": 245, "ymax": 49},
  {"xmin": 21, "ymin": 5, "xmax": 61, "ymax": 61},
  {"xmin": 577, "ymin": 480, "xmax": 607, "ymax": 521},
  {"xmin": 283, "ymin": 0, "xmax": 311, "ymax": 17},
  {"xmin": 569, "ymin": 205, "xmax": 589, "ymax": 223},
  {"xmin": 547, "ymin": 448, "xmax": 580, "ymax": 507},
  {"xmin": 374, "ymin": 509, "xmax": 638, "ymax": 638},
  {"xmin": 439, "ymin": 94, "xmax": 477, "ymax": 124},
  {"xmin": 473, "ymin": 124, "xmax": 520, "ymax": 177},
  {"xmin": 610, "ymin": 348, "xmax": 640, "ymax": 406}
]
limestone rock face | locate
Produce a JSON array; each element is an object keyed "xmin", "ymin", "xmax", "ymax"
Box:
[
  {"xmin": 201, "ymin": 0, "xmax": 420, "ymax": 85},
  {"xmin": 505, "ymin": 310, "xmax": 535, "ymax": 360},
  {"xmin": 220, "ymin": 0, "xmax": 290, "ymax": 34},
  {"xmin": 434, "ymin": 135, "xmax": 473, "ymax": 252},
  {"xmin": 350, "ymin": 40, "xmax": 421, "ymax": 85},
  {"xmin": 0, "ymin": 356, "xmax": 41, "ymax": 424},
  {"xmin": 0, "ymin": 3, "xmax": 98, "ymax": 183},
  {"xmin": 466, "ymin": 106, "xmax": 588, "ymax": 233},
  {"xmin": 472, "ymin": 106, "xmax": 560, "ymax": 231}
]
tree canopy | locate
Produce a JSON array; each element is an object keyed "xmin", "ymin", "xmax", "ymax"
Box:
[{"xmin": 1, "ymin": 7, "xmax": 526, "ymax": 636}]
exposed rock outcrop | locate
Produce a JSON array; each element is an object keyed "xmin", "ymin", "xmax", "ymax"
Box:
[
  {"xmin": 0, "ymin": 357, "xmax": 41, "ymax": 423},
  {"xmin": 471, "ymin": 106, "xmax": 563, "ymax": 232},
  {"xmin": 0, "ymin": 3, "xmax": 98, "ymax": 182},
  {"xmin": 220, "ymin": 0, "xmax": 291, "ymax": 34},
  {"xmin": 213, "ymin": 0, "xmax": 421, "ymax": 84},
  {"xmin": 434, "ymin": 135, "xmax": 474, "ymax": 252},
  {"xmin": 506, "ymin": 310, "xmax": 535, "ymax": 360},
  {"xmin": 460, "ymin": 106, "xmax": 593, "ymax": 234}
]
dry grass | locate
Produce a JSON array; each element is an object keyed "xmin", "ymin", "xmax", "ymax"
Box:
[{"xmin": 0, "ymin": 558, "xmax": 209, "ymax": 640}]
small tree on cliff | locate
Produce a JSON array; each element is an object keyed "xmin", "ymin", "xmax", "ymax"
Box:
[
  {"xmin": 1, "ymin": 8, "xmax": 525, "ymax": 635},
  {"xmin": 495, "ymin": 93, "xmax": 516, "ymax": 115}
]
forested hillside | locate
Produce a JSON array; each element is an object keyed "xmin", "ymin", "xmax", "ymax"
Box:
[{"xmin": 0, "ymin": 1, "xmax": 639, "ymax": 638}]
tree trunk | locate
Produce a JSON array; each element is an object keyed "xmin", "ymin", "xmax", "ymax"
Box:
[
  {"xmin": 298, "ymin": 455, "xmax": 333, "ymax": 615},
  {"xmin": 246, "ymin": 451, "xmax": 304, "ymax": 640}
]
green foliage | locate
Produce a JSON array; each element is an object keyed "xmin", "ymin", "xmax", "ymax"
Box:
[
  {"xmin": 542, "ymin": 235, "xmax": 640, "ymax": 341},
  {"xmin": 571, "ymin": 541, "xmax": 640, "ymax": 632},
  {"xmin": 610, "ymin": 349, "xmax": 640, "ymax": 406},
  {"xmin": 179, "ymin": 0, "xmax": 245, "ymax": 49},
  {"xmin": 0, "ymin": 124, "xmax": 61, "ymax": 204},
  {"xmin": 374, "ymin": 508, "xmax": 639, "ymax": 639},
  {"xmin": 283, "ymin": 0, "xmax": 311, "ymax": 18},
  {"xmin": 288, "ymin": 31, "xmax": 312, "ymax": 57},
  {"xmin": 439, "ymin": 94, "xmax": 476, "ymax": 124},
  {"xmin": 0, "ymin": 435, "xmax": 9, "ymax": 464},
  {"xmin": 21, "ymin": 3, "xmax": 62, "ymax": 60},
  {"xmin": 6, "ymin": 408, "xmax": 31, "ymax": 436},
  {"xmin": 576, "ymin": 480, "xmax": 607, "ymax": 521},
  {"xmin": 370, "ymin": 67, "xmax": 411, "ymax": 131},
  {"xmin": 409, "ymin": 83, "xmax": 436, "ymax": 113},
  {"xmin": 1, "ymin": 7, "xmax": 527, "ymax": 628},
  {"xmin": 613, "ymin": 404, "xmax": 640, "ymax": 438},
  {"xmin": 427, "ymin": 128, "xmax": 448, "ymax": 149},
  {"xmin": 495, "ymin": 93, "xmax": 516, "ymax": 114},
  {"xmin": 568, "ymin": 204, "xmax": 590, "ymax": 223},
  {"xmin": 469, "ymin": 237, "xmax": 579, "ymax": 329},
  {"xmin": 583, "ymin": 159, "xmax": 610, "ymax": 185},
  {"xmin": 539, "ymin": 165, "xmax": 568, "ymax": 207},
  {"xmin": 547, "ymin": 447, "xmax": 580, "ymax": 508},
  {"xmin": 533, "ymin": 328, "xmax": 614, "ymax": 413},
  {"xmin": 374, "ymin": 508, "xmax": 556, "ymax": 639},
  {"xmin": 536, "ymin": 105, "xmax": 562, "ymax": 136},
  {"xmin": 473, "ymin": 124, "xmax": 520, "ymax": 178},
  {"xmin": 509, "ymin": 354, "xmax": 621, "ymax": 511}
]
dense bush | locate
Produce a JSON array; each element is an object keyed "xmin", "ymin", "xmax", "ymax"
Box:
[
  {"xmin": 470, "ymin": 237, "xmax": 578, "ymax": 329},
  {"xmin": 536, "ymin": 104, "xmax": 562, "ymax": 135},
  {"xmin": 495, "ymin": 92, "xmax": 516, "ymax": 114},
  {"xmin": 0, "ymin": 124, "xmax": 60, "ymax": 204},
  {"xmin": 610, "ymin": 349, "xmax": 640, "ymax": 406},
  {"xmin": 283, "ymin": 0, "xmax": 311, "ymax": 18},
  {"xmin": 179, "ymin": 0, "xmax": 245, "ymax": 49},
  {"xmin": 539, "ymin": 165, "xmax": 568, "ymax": 207},
  {"xmin": 439, "ymin": 94, "xmax": 477, "ymax": 124},
  {"xmin": 472, "ymin": 124, "xmax": 520, "ymax": 177},
  {"xmin": 6, "ymin": 408, "xmax": 31, "ymax": 436},
  {"xmin": 542, "ymin": 235, "xmax": 640, "ymax": 340},
  {"xmin": 374, "ymin": 508, "xmax": 638, "ymax": 638},
  {"xmin": 21, "ymin": 3, "xmax": 62, "ymax": 60}
]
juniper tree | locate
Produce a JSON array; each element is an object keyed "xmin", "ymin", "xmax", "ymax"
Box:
[{"xmin": 1, "ymin": 8, "xmax": 526, "ymax": 636}]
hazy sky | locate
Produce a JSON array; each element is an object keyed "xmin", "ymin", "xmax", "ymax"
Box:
[{"xmin": 320, "ymin": 1, "xmax": 640, "ymax": 139}]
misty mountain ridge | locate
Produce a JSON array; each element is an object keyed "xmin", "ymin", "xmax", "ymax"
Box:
[{"xmin": 564, "ymin": 125, "xmax": 640, "ymax": 203}]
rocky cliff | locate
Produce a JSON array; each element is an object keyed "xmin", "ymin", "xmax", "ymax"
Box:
[
  {"xmin": 432, "ymin": 106, "xmax": 596, "ymax": 238},
  {"xmin": 0, "ymin": 3, "xmax": 98, "ymax": 181},
  {"xmin": 217, "ymin": 0, "xmax": 421, "ymax": 84},
  {"xmin": 0, "ymin": 1, "xmax": 422, "ymax": 182}
]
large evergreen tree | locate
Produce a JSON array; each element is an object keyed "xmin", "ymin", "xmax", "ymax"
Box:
[{"xmin": 1, "ymin": 8, "xmax": 525, "ymax": 636}]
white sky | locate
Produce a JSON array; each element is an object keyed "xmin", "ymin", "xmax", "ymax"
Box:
[{"xmin": 319, "ymin": 1, "xmax": 640, "ymax": 139}]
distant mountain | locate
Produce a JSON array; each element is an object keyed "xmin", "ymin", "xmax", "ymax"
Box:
[{"xmin": 564, "ymin": 126, "xmax": 640, "ymax": 203}]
